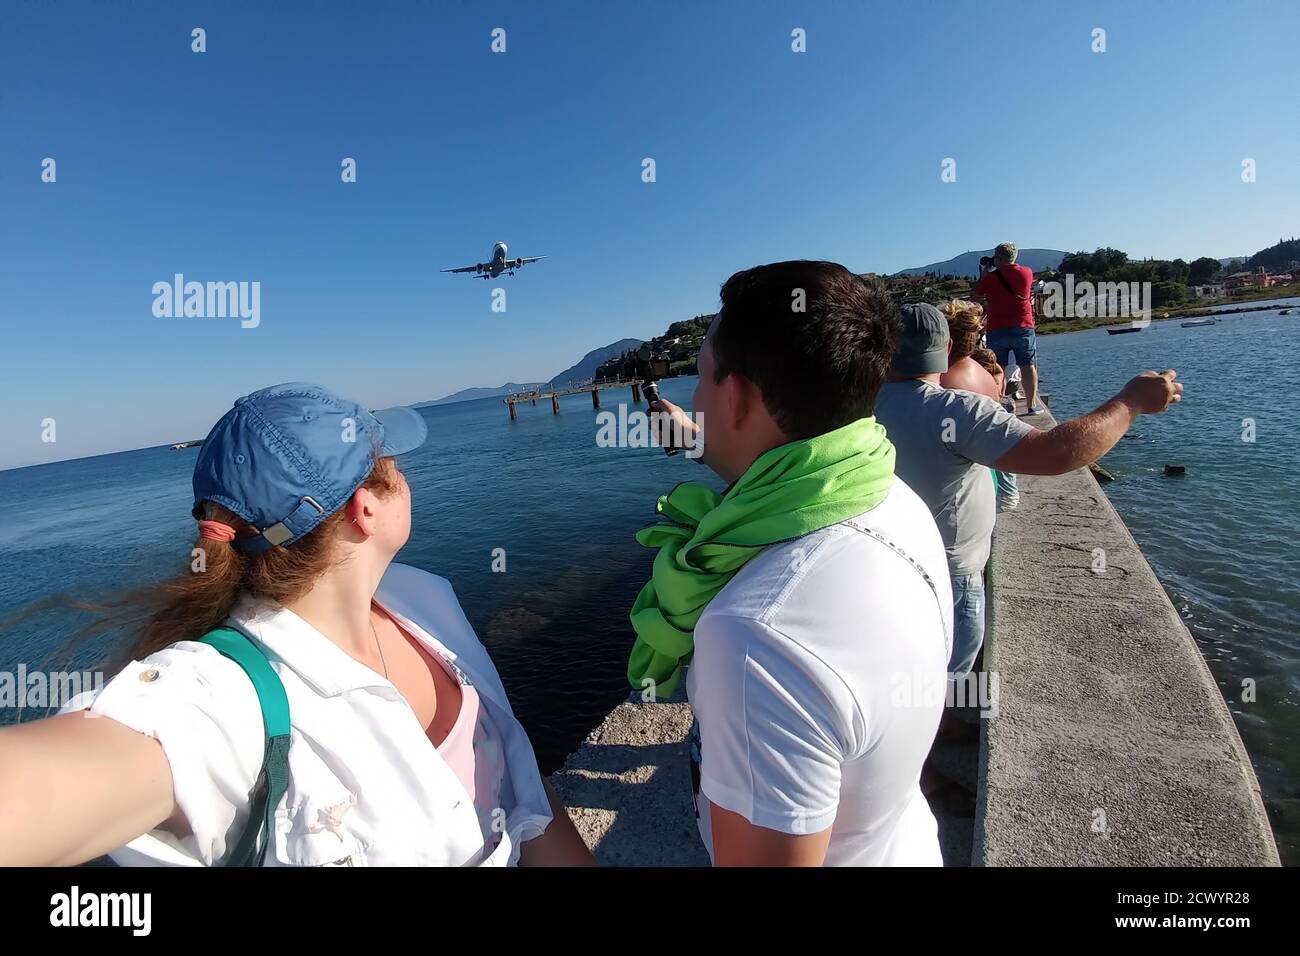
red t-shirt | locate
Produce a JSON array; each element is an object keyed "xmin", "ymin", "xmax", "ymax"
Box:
[{"xmin": 974, "ymin": 264, "xmax": 1035, "ymax": 330}]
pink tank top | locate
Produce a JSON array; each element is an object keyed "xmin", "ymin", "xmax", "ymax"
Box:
[
  {"xmin": 427, "ymin": 648, "xmax": 507, "ymax": 844},
  {"xmin": 383, "ymin": 610, "xmax": 507, "ymax": 843},
  {"xmin": 429, "ymin": 651, "xmax": 482, "ymax": 800}
]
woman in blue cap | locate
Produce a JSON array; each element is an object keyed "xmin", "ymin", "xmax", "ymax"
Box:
[{"xmin": 0, "ymin": 383, "xmax": 594, "ymax": 866}]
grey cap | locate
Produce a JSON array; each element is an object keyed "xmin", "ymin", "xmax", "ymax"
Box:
[{"xmin": 893, "ymin": 303, "xmax": 950, "ymax": 376}]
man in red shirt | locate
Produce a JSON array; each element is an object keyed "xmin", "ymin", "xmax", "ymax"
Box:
[{"xmin": 970, "ymin": 242, "xmax": 1042, "ymax": 415}]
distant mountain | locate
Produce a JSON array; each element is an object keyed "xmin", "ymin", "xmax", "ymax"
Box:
[
  {"xmin": 420, "ymin": 337, "xmax": 646, "ymax": 406},
  {"xmin": 547, "ymin": 337, "xmax": 643, "ymax": 387},
  {"xmin": 416, "ymin": 382, "xmax": 546, "ymax": 407},
  {"xmin": 895, "ymin": 248, "xmax": 1067, "ymax": 278}
]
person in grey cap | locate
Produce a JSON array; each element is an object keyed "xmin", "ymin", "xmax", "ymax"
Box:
[{"xmin": 875, "ymin": 303, "xmax": 1185, "ymax": 682}]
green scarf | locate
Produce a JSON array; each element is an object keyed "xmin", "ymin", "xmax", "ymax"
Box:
[{"xmin": 627, "ymin": 416, "xmax": 896, "ymax": 697}]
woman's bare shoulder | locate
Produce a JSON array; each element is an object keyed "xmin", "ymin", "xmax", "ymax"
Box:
[{"xmin": 940, "ymin": 357, "xmax": 999, "ymax": 400}]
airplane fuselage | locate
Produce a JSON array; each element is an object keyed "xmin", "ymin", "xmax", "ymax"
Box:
[{"xmin": 442, "ymin": 240, "xmax": 543, "ymax": 279}]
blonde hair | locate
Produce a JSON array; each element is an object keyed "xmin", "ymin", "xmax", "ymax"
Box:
[
  {"xmin": 941, "ymin": 299, "xmax": 985, "ymax": 363},
  {"xmin": 970, "ymin": 347, "xmax": 1003, "ymax": 380}
]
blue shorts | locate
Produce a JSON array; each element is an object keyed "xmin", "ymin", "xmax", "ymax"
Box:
[{"xmin": 986, "ymin": 327, "xmax": 1037, "ymax": 368}]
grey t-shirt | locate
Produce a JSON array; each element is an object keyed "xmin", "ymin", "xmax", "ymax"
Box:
[{"xmin": 874, "ymin": 380, "xmax": 1034, "ymax": 576}]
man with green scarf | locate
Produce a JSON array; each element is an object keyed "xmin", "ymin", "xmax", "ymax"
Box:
[{"xmin": 629, "ymin": 261, "xmax": 953, "ymax": 866}]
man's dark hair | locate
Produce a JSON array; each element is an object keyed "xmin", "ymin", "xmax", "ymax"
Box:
[{"xmin": 711, "ymin": 260, "xmax": 899, "ymax": 439}]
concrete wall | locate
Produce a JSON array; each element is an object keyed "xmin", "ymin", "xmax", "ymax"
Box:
[
  {"xmin": 976, "ymin": 418, "xmax": 1279, "ymax": 865},
  {"xmin": 551, "ymin": 412, "xmax": 1280, "ymax": 866},
  {"xmin": 548, "ymin": 689, "xmax": 710, "ymax": 866},
  {"xmin": 548, "ymin": 687, "xmax": 976, "ymax": 865}
]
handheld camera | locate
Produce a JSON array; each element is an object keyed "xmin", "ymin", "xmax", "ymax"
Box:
[{"xmin": 622, "ymin": 345, "xmax": 679, "ymax": 456}]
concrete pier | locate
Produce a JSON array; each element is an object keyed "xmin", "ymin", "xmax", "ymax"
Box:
[
  {"xmin": 550, "ymin": 409, "xmax": 1280, "ymax": 866},
  {"xmin": 548, "ymin": 689, "xmax": 709, "ymax": 866},
  {"xmin": 975, "ymin": 412, "xmax": 1279, "ymax": 865}
]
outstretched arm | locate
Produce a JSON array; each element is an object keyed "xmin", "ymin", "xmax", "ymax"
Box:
[
  {"xmin": 0, "ymin": 711, "xmax": 177, "ymax": 866},
  {"xmin": 995, "ymin": 370, "xmax": 1183, "ymax": 476}
]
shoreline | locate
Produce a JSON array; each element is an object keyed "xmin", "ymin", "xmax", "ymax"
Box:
[{"xmin": 1036, "ymin": 297, "xmax": 1297, "ymax": 335}]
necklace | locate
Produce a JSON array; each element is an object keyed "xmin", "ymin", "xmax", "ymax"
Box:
[{"xmin": 370, "ymin": 615, "xmax": 390, "ymax": 679}]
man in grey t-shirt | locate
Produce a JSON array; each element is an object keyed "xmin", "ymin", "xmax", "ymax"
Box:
[
  {"xmin": 876, "ymin": 303, "xmax": 1186, "ymax": 677},
  {"xmin": 877, "ymin": 381, "xmax": 1031, "ymax": 579}
]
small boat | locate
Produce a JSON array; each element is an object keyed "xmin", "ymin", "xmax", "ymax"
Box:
[
  {"xmin": 1105, "ymin": 322, "xmax": 1145, "ymax": 335},
  {"xmin": 1281, "ymin": 309, "xmax": 1293, "ymax": 315},
  {"xmin": 1181, "ymin": 318, "xmax": 1216, "ymax": 328}
]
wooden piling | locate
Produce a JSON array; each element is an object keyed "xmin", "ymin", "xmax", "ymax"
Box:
[
  {"xmin": 631, "ymin": 382, "xmax": 641, "ymax": 403},
  {"xmin": 592, "ymin": 388, "xmax": 600, "ymax": 409},
  {"xmin": 508, "ymin": 401, "xmax": 517, "ymax": 422},
  {"xmin": 552, "ymin": 392, "xmax": 560, "ymax": 415}
]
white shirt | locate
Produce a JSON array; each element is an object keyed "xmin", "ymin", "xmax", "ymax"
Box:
[
  {"xmin": 686, "ymin": 481, "xmax": 953, "ymax": 866},
  {"xmin": 61, "ymin": 563, "xmax": 553, "ymax": 866}
]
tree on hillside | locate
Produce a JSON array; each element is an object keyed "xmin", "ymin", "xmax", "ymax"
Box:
[
  {"xmin": 1155, "ymin": 259, "xmax": 1189, "ymax": 284},
  {"xmin": 1246, "ymin": 238, "xmax": 1300, "ymax": 273},
  {"xmin": 1189, "ymin": 257, "xmax": 1220, "ymax": 284},
  {"xmin": 1118, "ymin": 259, "xmax": 1157, "ymax": 283},
  {"xmin": 1059, "ymin": 247, "xmax": 1129, "ymax": 279},
  {"xmin": 1151, "ymin": 281, "xmax": 1188, "ymax": 309}
]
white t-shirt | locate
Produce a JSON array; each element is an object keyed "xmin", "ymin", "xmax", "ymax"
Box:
[
  {"xmin": 60, "ymin": 564, "xmax": 553, "ymax": 867},
  {"xmin": 686, "ymin": 480, "xmax": 952, "ymax": 866}
]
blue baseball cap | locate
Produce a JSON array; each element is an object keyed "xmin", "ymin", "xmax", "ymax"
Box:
[{"xmin": 191, "ymin": 382, "xmax": 428, "ymax": 552}]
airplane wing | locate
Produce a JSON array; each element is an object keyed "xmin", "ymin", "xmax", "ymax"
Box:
[
  {"xmin": 440, "ymin": 263, "xmax": 485, "ymax": 274},
  {"xmin": 518, "ymin": 256, "xmax": 547, "ymax": 265}
]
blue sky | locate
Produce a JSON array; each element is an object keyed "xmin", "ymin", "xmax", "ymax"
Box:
[{"xmin": 3, "ymin": 0, "xmax": 1298, "ymax": 469}]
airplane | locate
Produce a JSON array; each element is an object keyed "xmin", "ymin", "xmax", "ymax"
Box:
[{"xmin": 441, "ymin": 241, "xmax": 547, "ymax": 279}]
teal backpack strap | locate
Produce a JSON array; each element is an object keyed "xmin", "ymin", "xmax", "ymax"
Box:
[{"xmin": 199, "ymin": 626, "xmax": 291, "ymax": 867}]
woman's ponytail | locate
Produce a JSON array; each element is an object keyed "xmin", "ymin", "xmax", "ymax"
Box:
[{"xmin": 21, "ymin": 456, "xmax": 402, "ymax": 675}]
